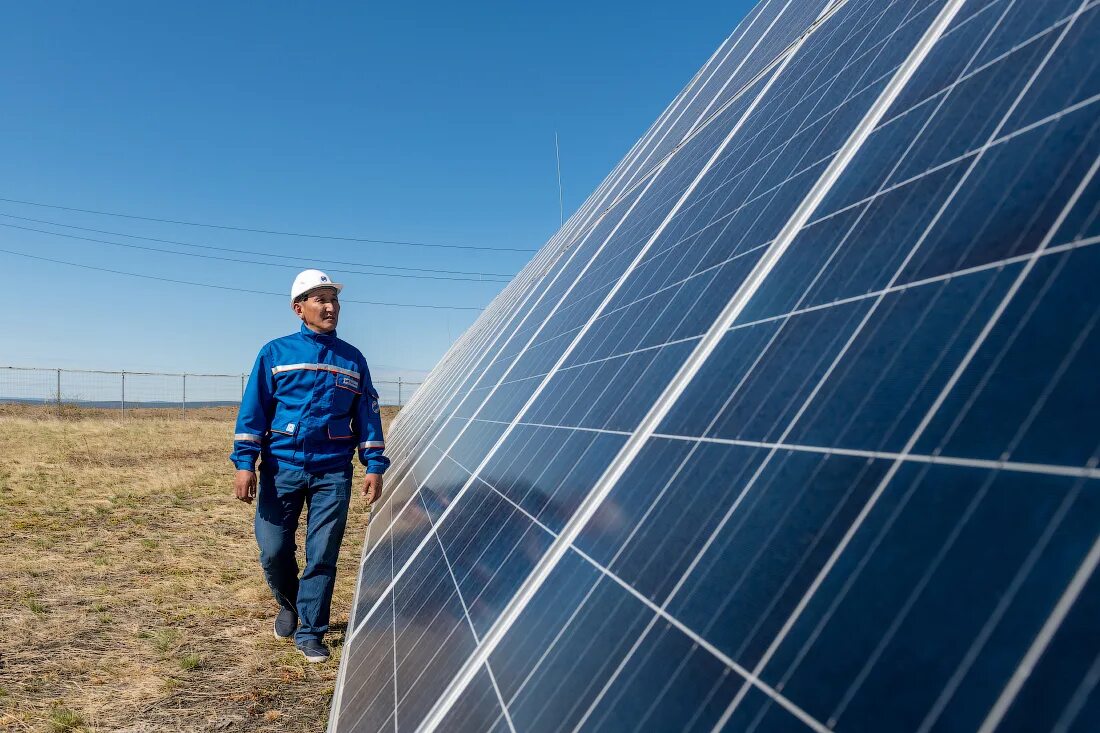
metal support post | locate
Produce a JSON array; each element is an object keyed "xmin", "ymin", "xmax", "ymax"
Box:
[
  {"xmin": 121, "ymin": 371, "xmax": 126, "ymax": 419},
  {"xmin": 182, "ymin": 374, "xmax": 187, "ymax": 417},
  {"xmin": 56, "ymin": 369, "xmax": 61, "ymax": 417},
  {"xmin": 398, "ymin": 377, "xmax": 403, "ymax": 406}
]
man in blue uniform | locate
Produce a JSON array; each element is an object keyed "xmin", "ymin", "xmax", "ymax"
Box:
[{"xmin": 231, "ymin": 269, "xmax": 389, "ymax": 663}]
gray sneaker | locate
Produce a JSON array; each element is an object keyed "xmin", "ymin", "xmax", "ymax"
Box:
[
  {"xmin": 273, "ymin": 607, "xmax": 298, "ymax": 640},
  {"xmin": 296, "ymin": 638, "xmax": 330, "ymax": 663}
]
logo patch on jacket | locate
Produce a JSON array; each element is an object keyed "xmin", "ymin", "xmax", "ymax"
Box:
[
  {"xmin": 338, "ymin": 375, "xmax": 360, "ymax": 390},
  {"xmin": 371, "ymin": 399, "xmax": 380, "ymax": 414}
]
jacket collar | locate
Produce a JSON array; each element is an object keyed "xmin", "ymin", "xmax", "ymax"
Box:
[{"xmin": 299, "ymin": 322, "xmax": 337, "ymax": 342}]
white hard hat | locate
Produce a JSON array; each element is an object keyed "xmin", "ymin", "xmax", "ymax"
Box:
[{"xmin": 290, "ymin": 269, "xmax": 343, "ymax": 304}]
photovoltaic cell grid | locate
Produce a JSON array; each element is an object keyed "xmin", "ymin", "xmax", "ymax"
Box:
[{"xmin": 332, "ymin": 0, "xmax": 1100, "ymax": 731}]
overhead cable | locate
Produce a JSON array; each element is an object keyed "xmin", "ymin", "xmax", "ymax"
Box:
[
  {"xmin": 0, "ymin": 196, "xmax": 538, "ymax": 252},
  {"xmin": 0, "ymin": 222, "xmax": 511, "ymax": 284},
  {"xmin": 0, "ymin": 247, "xmax": 486, "ymax": 311},
  {"xmin": 0, "ymin": 212, "xmax": 516, "ymax": 278}
]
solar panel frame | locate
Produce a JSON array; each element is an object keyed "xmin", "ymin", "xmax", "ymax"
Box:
[{"xmin": 331, "ymin": 0, "xmax": 1100, "ymax": 730}]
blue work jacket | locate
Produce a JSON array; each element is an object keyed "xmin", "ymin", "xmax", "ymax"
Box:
[{"xmin": 230, "ymin": 324, "xmax": 390, "ymax": 475}]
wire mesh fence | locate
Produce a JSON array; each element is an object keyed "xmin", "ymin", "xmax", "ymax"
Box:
[{"xmin": 0, "ymin": 366, "xmax": 420, "ymax": 417}]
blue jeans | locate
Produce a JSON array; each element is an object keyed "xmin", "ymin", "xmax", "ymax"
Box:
[{"xmin": 255, "ymin": 464, "xmax": 352, "ymax": 643}]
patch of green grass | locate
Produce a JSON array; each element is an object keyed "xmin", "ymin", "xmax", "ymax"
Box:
[
  {"xmin": 109, "ymin": 493, "xmax": 140, "ymax": 507},
  {"xmin": 179, "ymin": 653, "xmax": 204, "ymax": 671},
  {"xmin": 48, "ymin": 706, "xmax": 85, "ymax": 732},
  {"xmin": 151, "ymin": 628, "xmax": 181, "ymax": 653},
  {"xmin": 139, "ymin": 538, "xmax": 158, "ymax": 549},
  {"xmin": 26, "ymin": 598, "xmax": 47, "ymax": 615}
]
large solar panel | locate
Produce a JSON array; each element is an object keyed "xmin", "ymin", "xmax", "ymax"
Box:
[{"xmin": 331, "ymin": 1, "xmax": 1100, "ymax": 730}]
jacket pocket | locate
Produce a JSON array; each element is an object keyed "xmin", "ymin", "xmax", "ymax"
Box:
[
  {"xmin": 332, "ymin": 376, "xmax": 360, "ymax": 415},
  {"xmin": 328, "ymin": 417, "xmax": 355, "ymax": 440},
  {"xmin": 269, "ymin": 414, "xmax": 300, "ymax": 436}
]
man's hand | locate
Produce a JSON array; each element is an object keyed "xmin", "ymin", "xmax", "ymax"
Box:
[
  {"xmin": 363, "ymin": 473, "xmax": 384, "ymax": 505},
  {"xmin": 234, "ymin": 469, "xmax": 257, "ymax": 504}
]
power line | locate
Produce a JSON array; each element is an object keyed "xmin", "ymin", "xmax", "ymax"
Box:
[
  {"xmin": 0, "ymin": 222, "xmax": 511, "ymax": 284},
  {"xmin": 0, "ymin": 195, "xmax": 539, "ymax": 252},
  {"xmin": 0, "ymin": 247, "xmax": 486, "ymax": 311},
  {"xmin": 0, "ymin": 212, "xmax": 516, "ymax": 278}
]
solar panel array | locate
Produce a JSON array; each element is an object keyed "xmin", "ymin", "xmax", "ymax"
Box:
[{"xmin": 331, "ymin": 0, "xmax": 1100, "ymax": 730}]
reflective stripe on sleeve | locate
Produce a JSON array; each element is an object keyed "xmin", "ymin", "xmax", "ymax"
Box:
[
  {"xmin": 271, "ymin": 363, "xmax": 361, "ymax": 379},
  {"xmin": 358, "ymin": 441, "xmax": 385, "ymax": 450},
  {"xmin": 234, "ymin": 433, "xmax": 263, "ymax": 442}
]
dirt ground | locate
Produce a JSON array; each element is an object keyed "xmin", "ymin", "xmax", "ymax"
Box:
[{"xmin": 0, "ymin": 404, "xmax": 400, "ymax": 732}]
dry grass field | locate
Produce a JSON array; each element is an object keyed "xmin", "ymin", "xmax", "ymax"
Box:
[{"xmin": 0, "ymin": 404, "xmax": 399, "ymax": 732}]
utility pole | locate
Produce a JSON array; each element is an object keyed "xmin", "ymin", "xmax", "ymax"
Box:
[{"xmin": 555, "ymin": 131, "xmax": 564, "ymax": 228}]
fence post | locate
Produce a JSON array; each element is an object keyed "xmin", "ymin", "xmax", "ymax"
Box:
[
  {"xmin": 56, "ymin": 369, "xmax": 62, "ymax": 417},
  {"xmin": 397, "ymin": 377, "xmax": 403, "ymax": 406},
  {"xmin": 182, "ymin": 374, "xmax": 187, "ymax": 417},
  {"xmin": 241, "ymin": 373, "xmax": 246, "ymax": 402},
  {"xmin": 121, "ymin": 371, "xmax": 126, "ymax": 419}
]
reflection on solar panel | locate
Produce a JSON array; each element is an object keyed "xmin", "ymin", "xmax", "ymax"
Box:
[{"xmin": 331, "ymin": 0, "xmax": 1100, "ymax": 730}]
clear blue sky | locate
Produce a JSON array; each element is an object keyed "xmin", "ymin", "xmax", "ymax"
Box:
[{"xmin": 0, "ymin": 1, "xmax": 753, "ymax": 380}]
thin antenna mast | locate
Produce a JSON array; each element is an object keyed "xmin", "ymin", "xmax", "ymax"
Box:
[{"xmin": 554, "ymin": 131, "xmax": 564, "ymax": 227}]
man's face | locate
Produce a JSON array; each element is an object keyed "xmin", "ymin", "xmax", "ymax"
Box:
[{"xmin": 294, "ymin": 287, "xmax": 340, "ymax": 333}]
